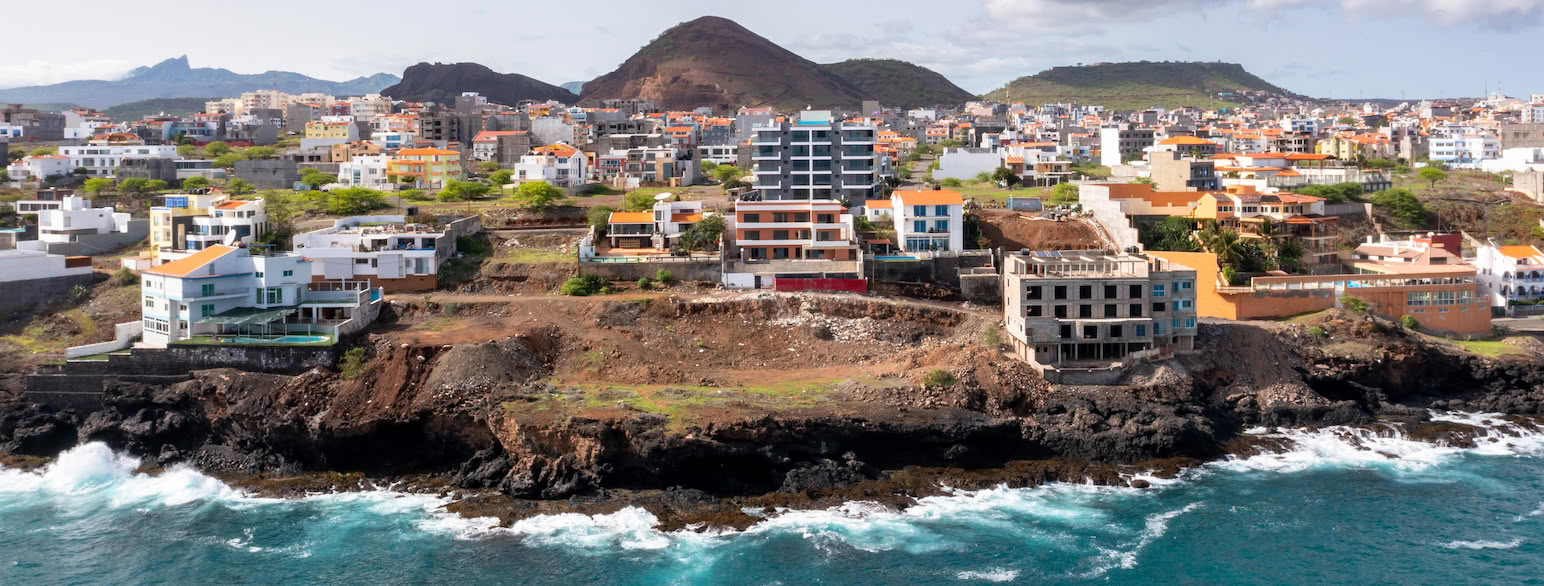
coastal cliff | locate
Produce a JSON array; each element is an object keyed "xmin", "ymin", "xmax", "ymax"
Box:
[{"xmin": 3, "ymin": 296, "xmax": 1541, "ymax": 527}]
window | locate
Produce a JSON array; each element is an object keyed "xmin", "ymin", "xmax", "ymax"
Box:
[
  {"xmin": 1082, "ymin": 326, "xmax": 1098, "ymax": 339},
  {"xmin": 1079, "ymin": 285, "xmax": 1092, "ymax": 299},
  {"xmin": 1129, "ymin": 284, "xmax": 1142, "ymax": 298},
  {"xmin": 1180, "ymin": 280, "xmax": 1193, "ymax": 290},
  {"xmin": 1059, "ymin": 325, "xmax": 1072, "ymax": 339},
  {"xmin": 1104, "ymin": 304, "xmax": 1117, "ymax": 318},
  {"xmin": 1152, "ymin": 284, "xmax": 1166, "ymax": 297},
  {"xmin": 1028, "ymin": 305, "xmax": 1043, "ymax": 317},
  {"xmin": 1173, "ymin": 318, "xmax": 1181, "ymax": 329},
  {"xmin": 934, "ymin": 220, "xmax": 948, "ymax": 232},
  {"xmin": 201, "ymin": 304, "xmax": 214, "ymax": 317},
  {"xmin": 1186, "ymin": 318, "xmax": 1196, "ymax": 328},
  {"xmin": 1104, "ymin": 285, "xmax": 1118, "ymax": 299},
  {"xmin": 772, "ymin": 230, "xmax": 790, "ymax": 240},
  {"xmin": 1028, "ymin": 286, "xmax": 1042, "ymax": 300},
  {"xmin": 355, "ymin": 258, "xmax": 369, "ymax": 265},
  {"xmin": 913, "ymin": 205, "xmax": 926, "ymax": 217},
  {"xmin": 282, "ymin": 270, "xmax": 293, "ymax": 277},
  {"xmin": 144, "ymin": 297, "xmax": 153, "ymax": 308},
  {"xmin": 1179, "ymin": 299, "xmax": 1193, "ymax": 310},
  {"xmin": 255, "ymin": 272, "xmax": 264, "ymax": 278},
  {"xmin": 1110, "ymin": 325, "xmax": 1123, "ymax": 338},
  {"xmin": 744, "ymin": 230, "xmax": 760, "ymax": 240},
  {"xmin": 934, "ymin": 205, "xmax": 948, "ymax": 217},
  {"xmin": 1154, "ymin": 322, "xmax": 1163, "ymax": 335},
  {"xmin": 743, "ymin": 213, "xmax": 760, "ymax": 222},
  {"xmin": 913, "ymin": 220, "xmax": 926, "ymax": 233},
  {"xmin": 1136, "ymin": 324, "xmax": 1147, "ymax": 337},
  {"xmin": 200, "ymin": 283, "xmax": 214, "ymax": 296},
  {"xmin": 1054, "ymin": 305, "xmax": 1067, "ymax": 318},
  {"xmin": 1054, "ymin": 286, "xmax": 1067, "ymax": 300},
  {"xmin": 1130, "ymin": 304, "xmax": 1143, "ymax": 317},
  {"xmin": 265, "ymin": 288, "xmax": 282, "ymax": 304},
  {"xmin": 1153, "ymin": 302, "xmax": 1166, "ymax": 313},
  {"xmin": 1078, "ymin": 304, "xmax": 1092, "ymax": 318}
]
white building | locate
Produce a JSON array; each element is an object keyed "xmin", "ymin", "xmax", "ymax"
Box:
[
  {"xmin": 933, "ymin": 147, "xmax": 1001, "ymax": 181},
  {"xmin": 0, "ymin": 249, "xmax": 92, "ymax": 283},
  {"xmin": 1430, "ymin": 133, "xmax": 1500, "ymax": 169},
  {"xmin": 338, "ymin": 155, "xmax": 392, "ymax": 189},
  {"xmin": 370, "ymin": 131, "xmax": 413, "ymax": 149},
  {"xmin": 696, "ymin": 144, "xmax": 738, "ymax": 166},
  {"xmin": 36, "ymin": 195, "xmax": 132, "ymax": 244},
  {"xmin": 1480, "ymin": 148, "xmax": 1544, "ymax": 173},
  {"xmin": 184, "ymin": 199, "xmax": 267, "ymax": 251},
  {"xmin": 891, "ymin": 189, "xmax": 965, "ymax": 252},
  {"xmin": 348, "ymin": 94, "xmax": 392, "ymax": 120},
  {"xmin": 1475, "ymin": 242, "xmax": 1544, "ymax": 307},
  {"xmin": 515, "ymin": 143, "xmax": 587, "ymax": 188},
  {"xmin": 291, "ymin": 216, "xmax": 452, "ymax": 293},
  {"xmin": 140, "ymin": 244, "xmax": 380, "ymax": 347},
  {"xmin": 6, "ymin": 154, "xmax": 74, "ymax": 183},
  {"xmin": 603, "ymin": 195, "xmax": 711, "ymax": 251},
  {"xmin": 57, "ymin": 144, "xmax": 178, "ymax": 177}
]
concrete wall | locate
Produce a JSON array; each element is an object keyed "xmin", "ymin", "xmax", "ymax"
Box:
[
  {"xmin": 579, "ymin": 259, "xmax": 721, "ymax": 282},
  {"xmin": 1516, "ymin": 171, "xmax": 1544, "ymax": 202},
  {"xmin": 36, "ymin": 219, "xmax": 147, "ymax": 256},
  {"xmin": 0, "ymin": 272, "xmax": 100, "ymax": 315},
  {"xmin": 1323, "ymin": 202, "xmax": 1373, "ymax": 217},
  {"xmin": 40, "ymin": 344, "xmax": 340, "ymax": 376},
  {"xmin": 65, "ymin": 321, "xmax": 142, "ymax": 358},
  {"xmin": 959, "ymin": 269, "xmax": 1001, "ymax": 304},
  {"xmin": 866, "ymin": 251, "xmax": 994, "ymax": 289}
]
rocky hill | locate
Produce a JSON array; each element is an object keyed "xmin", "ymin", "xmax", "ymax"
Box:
[
  {"xmin": 0, "ymin": 56, "xmax": 398, "ymax": 109},
  {"xmin": 821, "ymin": 59, "xmax": 975, "ymax": 108},
  {"xmin": 381, "ymin": 62, "xmax": 578, "ymax": 105},
  {"xmin": 104, "ymin": 97, "xmax": 210, "ymax": 121},
  {"xmin": 580, "ymin": 16, "xmax": 866, "ymax": 111},
  {"xmin": 983, "ymin": 61, "xmax": 1299, "ymax": 111}
]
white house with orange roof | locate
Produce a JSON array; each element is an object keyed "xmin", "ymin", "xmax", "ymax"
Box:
[
  {"xmin": 515, "ymin": 143, "xmax": 587, "ymax": 188},
  {"xmin": 139, "ymin": 245, "xmax": 382, "ymax": 347},
  {"xmin": 892, "ymin": 189, "xmax": 964, "ymax": 252},
  {"xmin": 1475, "ymin": 241, "xmax": 1544, "ymax": 307}
]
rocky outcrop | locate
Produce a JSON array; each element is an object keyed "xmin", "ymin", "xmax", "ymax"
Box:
[{"xmin": 382, "ymin": 62, "xmax": 577, "ymax": 106}]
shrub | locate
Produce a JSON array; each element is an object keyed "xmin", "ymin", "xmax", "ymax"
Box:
[
  {"xmin": 339, "ymin": 347, "xmax": 368, "ymax": 380},
  {"xmin": 1307, "ymin": 326, "xmax": 1327, "ymax": 338},
  {"xmin": 981, "ymin": 326, "xmax": 1001, "ymax": 348},
  {"xmin": 561, "ymin": 274, "xmax": 610, "ymax": 296},
  {"xmin": 400, "ymin": 189, "xmax": 431, "ymax": 201},
  {"xmin": 111, "ymin": 267, "xmax": 139, "ymax": 286},
  {"xmin": 587, "ymin": 205, "xmax": 616, "ymax": 235},
  {"xmin": 441, "ymin": 302, "xmax": 462, "ymax": 316},
  {"xmin": 654, "ymin": 269, "xmax": 672, "ymax": 284},
  {"xmin": 69, "ymin": 284, "xmax": 89, "ymax": 303},
  {"xmin": 1340, "ymin": 295, "xmax": 1368, "ymax": 313},
  {"xmin": 939, "ymin": 177, "xmax": 963, "ymax": 187},
  {"xmin": 637, "ymin": 277, "xmax": 652, "ymax": 290},
  {"xmin": 1400, "ymin": 314, "xmax": 1418, "ymax": 329},
  {"xmin": 923, "ymin": 369, "xmax": 956, "ymax": 389}
]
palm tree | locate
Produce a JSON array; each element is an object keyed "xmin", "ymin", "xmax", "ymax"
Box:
[
  {"xmin": 1276, "ymin": 239, "xmax": 1305, "ymax": 273},
  {"xmin": 1207, "ymin": 229, "xmax": 1247, "ymax": 268}
]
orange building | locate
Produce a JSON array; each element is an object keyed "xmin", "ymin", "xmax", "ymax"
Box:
[
  {"xmin": 732, "ymin": 200, "xmax": 855, "ymax": 261},
  {"xmin": 1148, "ymin": 251, "xmax": 1491, "ymax": 335},
  {"xmin": 386, "ymin": 147, "xmax": 463, "ymax": 189}
]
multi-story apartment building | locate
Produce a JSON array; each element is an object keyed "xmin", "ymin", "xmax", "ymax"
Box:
[
  {"xmin": 731, "ymin": 199, "xmax": 856, "ymax": 261},
  {"xmin": 1430, "ymin": 133, "xmax": 1500, "ymax": 169},
  {"xmin": 1003, "ymin": 250, "xmax": 1197, "ymax": 380},
  {"xmin": 1150, "ymin": 151, "xmax": 1219, "ymax": 191},
  {"xmin": 57, "ymin": 143, "xmax": 177, "ymax": 177},
  {"xmin": 1099, "ymin": 124, "xmax": 1155, "ymax": 166},
  {"xmin": 181, "ymin": 199, "xmax": 266, "ymax": 252},
  {"xmin": 514, "ymin": 143, "xmax": 587, "ymax": 188},
  {"xmin": 748, "ymin": 110, "xmax": 880, "ymax": 204},
  {"xmin": 891, "ymin": 190, "xmax": 964, "ymax": 252},
  {"xmin": 471, "ymin": 130, "xmax": 531, "ymax": 164},
  {"xmin": 337, "ymin": 155, "xmax": 391, "ymax": 189},
  {"xmin": 140, "ymin": 244, "xmax": 380, "ymax": 347},
  {"xmin": 696, "ymin": 144, "xmax": 738, "ymax": 166},
  {"xmin": 291, "ymin": 216, "xmax": 460, "ymax": 293},
  {"xmin": 1475, "ymin": 242, "xmax": 1544, "ymax": 307},
  {"xmin": 150, "ymin": 192, "xmax": 227, "ymax": 258},
  {"xmin": 387, "ymin": 147, "xmax": 463, "ymax": 189}
]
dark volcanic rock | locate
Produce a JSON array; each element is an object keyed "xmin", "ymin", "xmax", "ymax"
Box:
[{"xmin": 383, "ymin": 62, "xmax": 577, "ymax": 106}]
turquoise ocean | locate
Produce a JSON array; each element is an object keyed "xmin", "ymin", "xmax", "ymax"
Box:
[{"xmin": 3, "ymin": 411, "xmax": 1542, "ymax": 584}]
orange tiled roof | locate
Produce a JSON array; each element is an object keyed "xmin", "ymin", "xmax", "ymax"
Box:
[
  {"xmin": 215, "ymin": 201, "xmax": 250, "ymax": 210},
  {"xmin": 1498, "ymin": 245, "xmax": 1543, "ymax": 260},
  {"xmin": 893, "ymin": 190, "xmax": 963, "ymax": 206},
  {"xmin": 671, "ymin": 213, "xmax": 703, "ymax": 223},
  {"xmin": 397, "ymin": 147, "xmax": 459, "ymax": 156},
  {"xmin": 608, "ymin": 211, "xmax": 652, "ymax": 224},
  {"xmin": 145, "ymin": 245, "xmax": 240, "ymax": 277}
]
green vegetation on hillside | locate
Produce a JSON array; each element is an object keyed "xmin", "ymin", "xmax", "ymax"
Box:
[
  {"xmin": 104, "ymin": 97, "xmax": 213, "ymax": 121},
  {"xmin": 983, "ymin": 61, "xmax": 1295, "ymax": 111},
  {"xmin": 821, "ymin": 59, "xmax": 974, "ymax": 107}
]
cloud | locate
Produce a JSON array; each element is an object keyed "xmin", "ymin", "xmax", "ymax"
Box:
[
  {"xmin": 984, "ymin": 0, "xmax": 1543, "ymax": 30},
  {"xmin": 0, "ymin": 59, "xmax": 136, "ymax": 90}
]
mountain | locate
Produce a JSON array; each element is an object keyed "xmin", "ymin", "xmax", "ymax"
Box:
[
  {"xmin": 381, "ymin": 62, "xmax": 578, "ymax": 105},
  {"xmin": 104, "ymin": 97, "xmax": 211, "ymax": 121},
  {"xmin": 560, "ymin": 81, "xmax": 586, "ymax": 95},
  {"xmin": 820, "ymin": 59, "xmax": 974, "ymax": 108},
  {"xmin": 983, "ymin": 61, "xmax": 1300, "ymax": 111},
  {"xmin": 579, "ymin": 16, "xmax": 866, "ymax": 111},
  {"xmin": 0, "ymin": 56, "xmax": 399, "ymax": 109}
]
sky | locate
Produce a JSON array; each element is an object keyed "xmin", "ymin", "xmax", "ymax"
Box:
[{"xmin": 2, "ymin": 0, "xmax": 1540, "ymax": 100}]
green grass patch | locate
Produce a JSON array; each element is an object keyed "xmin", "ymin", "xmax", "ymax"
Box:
[
  {"xmin": 493, "ymin": 247, "xmax": 575, "ymax": 264},
  {"xmin": 957, "ymin": 185, "xmax": 1044, "ymax": 202},
  {"xmin": 1285, "ymin": 309, "xmax": 1335, "ymax": 325},
  {"xmin": 1453, "ymin": 339, "xmax": 1527, "ymax": 358},
  {"xmin": 513, "ymin": 378, "xmax": 845, "ymax": 434}
]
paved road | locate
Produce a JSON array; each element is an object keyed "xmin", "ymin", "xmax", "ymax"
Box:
[{"xmin": 1494, "ymin": 317, "xmax": 1544, "ymax": 333}]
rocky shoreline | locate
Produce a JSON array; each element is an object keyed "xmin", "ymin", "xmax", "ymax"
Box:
[{"xmin": 3, "ymin": 302, "xmax": 1543, "ymax": 531}]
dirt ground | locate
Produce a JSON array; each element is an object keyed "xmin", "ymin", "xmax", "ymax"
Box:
[
  {"xmin": 0, "ymin": 273, "xmax": 142, "ymax": 372},
  {"xmin": 974, "ymin": 209, "xmax": 1102, "ymax": 251}
]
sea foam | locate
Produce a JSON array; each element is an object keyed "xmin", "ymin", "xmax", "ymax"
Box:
[{"xmin": 1212, "ymin": 411, "xmax": 1544, "ymax": 475}]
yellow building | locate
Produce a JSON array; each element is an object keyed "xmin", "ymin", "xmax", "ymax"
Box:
[
  {"xmin": 148, "ymin": 192, "xmax": 228, "ymax": 260},
  {"xmin": 387, "ymin": 147, "xmax": 464, "ymax": 189},
  {"xmin": 304, "ymin": 120, "xmax": 356, "ymax": 140}
]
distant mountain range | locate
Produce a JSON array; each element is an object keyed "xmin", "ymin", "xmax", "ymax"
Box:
[
  {"xmin": 380, "ymin": 63, "xmax": 578, "ymax": 105},
  {"xmin": 0, "ymin": 56, "xmax": 399, "ymax": 109},
  {"xmin": 982, "ymin": 61, "xmax": 1299, "ymax": 111}
]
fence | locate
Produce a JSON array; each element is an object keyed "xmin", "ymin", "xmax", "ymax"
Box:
[{"xmin": 773, "ymin": 277, "xmax": 868, "ymax": 293}]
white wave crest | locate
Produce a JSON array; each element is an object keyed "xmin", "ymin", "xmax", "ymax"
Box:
[
  {"xmin": 0, "ymin": 442, "xmax": 243, "ymax": 508},
  {"xmin": 508, "ymin": 507, "xmax": 679, "ymax": 550},
  {"xmin": 1442, "ymin": 538, "xmax": 1523, "ymax": 550},
  {"xmin": 1083, "ymin": 502, "xmax": 1202, "ymax": 577},
  {"xmin": 1213, "ymin": 412, "xmax": 1544, "ymax": 474},
  {"xmin": 956, "ymin": 568, "xmax": 1020, "ymax": 582}
]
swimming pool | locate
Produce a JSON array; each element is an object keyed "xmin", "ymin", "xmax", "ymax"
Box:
[
  {"xmin": 230, "ymin": 335, "xmax": 329, "ymax": 344},
  {"xmin": 873, "ymin": 255, "xmax": 919, "ymax": 260}
]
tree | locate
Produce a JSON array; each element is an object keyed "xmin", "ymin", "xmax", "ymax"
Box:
[
  {"xmin": 28, "ymin": 147, "xmax": 55, "ymax": 157},
  {"xmin": 514, "ymin": 180, "xmax": 567, "ymax": 211},
  {"xmin": 488, "ymin": 169, "xmax": 513, "ymax": 187},
  {"xmin": 399, "ymin": 189, "xmax": 430, "ymax": 201},
  {"xmin": 587, "ymin": 205, "xmax": 616, "ymax": 235},
  {"xmin": 436, "ymin": 179, "xmax": 492, "ymax": 202},
  {"xmin": 73, "ymin": 167, "xmax": 89, "ymax": 175},
  {"xmin": 710, "ymin": 165, "xmax": 743, "ymax": 183},
  {"xmin": 1048, "ymin": 182, "xmax": 1080, "ymax": 205},
  {"xmin": 700, "ymin": 160, "xmax": 718, "ymax": 172},
  {"xmin": 1297, "ymin": 182, "xmax": 1362, "ymax": 204},
  {"xmin": 1370, "ymin": 188, "xmax": 1429, "ymax": 228},
  {"xmin": 1417, "ymin": 166, "xmax": 1448, "ymax": 190},
  {"xmin": 1139, "ymin": 217, "xmax": 1200, "ymax": 252},
  {"xmin": 721, "ymin": 178, "xmax": 749, "ymax": 192},
  {"xmin": 1337, "ymin": 116, "xmax": 1358, "ymax": 125},
  {"xmin": 937, "ymin": 139, "xmax": 963, "ymax": 148},
  {"xmin": 992, "ymin": 166, "xmax": 1020, "ymax": 188},
  {"xmin": 176, "ymin": 144, "xmax": 201, "ymax": 158},
  {"xmin": 6, "ymin": 149, "xmax": 24, "ymax": 162},
  {"xmin": 82, "ymin": 177, "xmax": 113, "ymax": 195},
  {"xmin": 1275, "ymin": 239, "xmax": 1305, "ymax": 273},
  {"xmin": 1131, "ymin": 177, "xmax": 1156, "ymax": 186},
  {"xmin": 974, "ymin": 171, "xmax": 993, "ymax": 183},
  {"xmin": 144, "ymin": 179, "xmax": 169, "ymax": 192},
  {"xmin": 0, "ymin": 170, "xmax": 8, "ymax": 183},
  {"xmin": 117, "ymin": 177, "xmax": 149, "ymax": 195},
  {"xmin": 203, "ymin": 141, "xmax": 232, "ymax": 156},
  {"xmin": 261, "ymin": 191, "xmax": 296, "ymax": 238},
  {"xmin": 678, "ymin": 214, "xmax": 726, "ymax": 252},
  {"xmin": 623, "ymin": 190, "xmax": 658, "ymax": 212},
  {"xmin": 300, "ymin": 172, "xmax": 337, "ymax": 190},
  {"xmin": 475, "ymin": 161, "xmax": 500, "ymax": 173},
  {"xmin": 227, "ymin": 178, "xmax": 256, "ymax": 195},
  {"xmin": 1205, "ymin": 229, "xmax": 1247, "ymax": 268},
  {"xmin": 212, "ymin": 152, "xmax": 245, "ymax": 169},
  {"xmin": 326, "ymin": 187, "xmax": 387, "ymax": 215},
  {"xmin": 182, "ymin": 176, "xmax": 211, "ymax": 190},
  {"xmin": 242, "ymin": 146, "xmax": 277, "ymax": 159}
]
